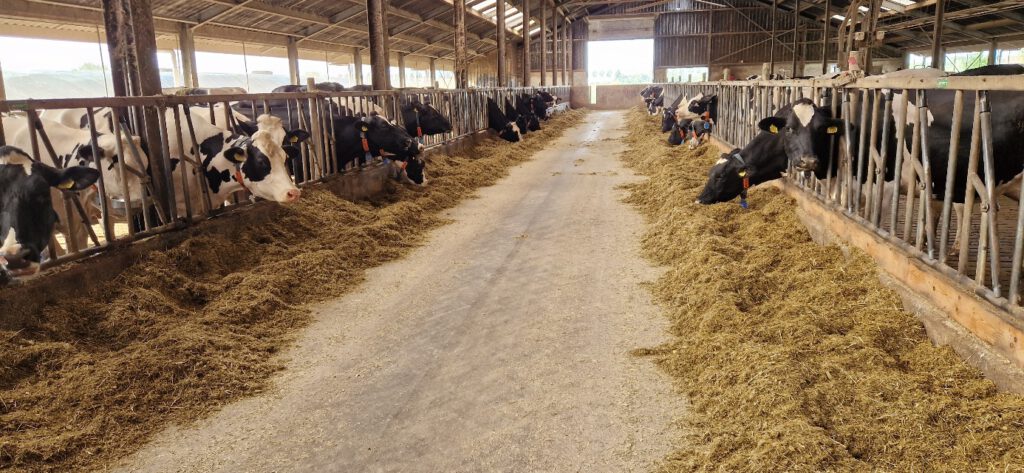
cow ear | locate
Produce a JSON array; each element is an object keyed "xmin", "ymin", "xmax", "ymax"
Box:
[
  {"xmin": 286, "ymin": 129, "xmax": 311, "ymax": 145},
  {"xmin": 759, "ymin": 117, "xmax": 785, "ymax": 134},
  {"xmin": 39, "ymin": 164, "xmax": 100, "ymax": 191},
  {"xmin": 76, "ymin": 144, "xmax": 97, "ymax": 162},
  {"xmin": 237, "ymin": 120, "xmax": 258, "ymax": 137},
  {"xmin": 824, "ymin": 119, "xmax": 844, "ymax": 135},
  {"xmin": 224, "ymin": 147, "xmax": 247, "ymax": 163}
]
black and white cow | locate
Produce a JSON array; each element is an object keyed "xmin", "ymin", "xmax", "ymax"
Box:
[
  {"xmin": 696, "ymin": 130, "xmax": 788, "ymax": 206},
  {"xmin": 400, "ymin": 99, "xmax": 452, "ymax": 140},
  {"xmin": 505, "ymin": 98, "xmax": 529, "ymax": 136},
  {"xmin": 756, "ymin": 98, "xmax": 844, "ymax": 180},
  {"xmin": 661, "ymin": 95, "xmax": 686, "ymax": 133},
  {"xmin": 487, "ymin": 98, "xmax": 521, "ymax": 143},
  {"xmin": 668, "ymin": 119, "xmax": 694, "ymax": 146},
  {"xmin": 517, "ymin": 94, "xmax": 542, "ymax": 131},
  {"xmin": 890, "ymin": 87, "xmax": 1024, "ymax": 253},
  {"xmin": 533, "ymin": 90, "xmax": 556, "ymax": 121},
  {"xmin": 331, "ymin": 114, "xmax": 426, "ymax": 184},
  {"xmin": 3, "ymin": 115, "xmax": 151, "ymax": 252},
  {"xmin": 687, "ymin": 94, "xmax": 718, "ymax": 124},
  {"xmin": 165, "ymin": 110, "xmax": 309, "ymax": 215},
  {"xmin": 0, "ymin": 146, "xmax": 99, "ymax": 281}
]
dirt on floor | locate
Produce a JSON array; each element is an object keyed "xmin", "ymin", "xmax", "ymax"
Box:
[
  {"xmin": 0, "ymin": 109, "xmax": 586, "ymax": 473},
  {"xmin": 620, "ymin": 107, "xmax": 1024, "ymax": 472}
]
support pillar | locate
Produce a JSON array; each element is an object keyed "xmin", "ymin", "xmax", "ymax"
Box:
[
  {"xmin": 791, "ymin": 0, "xmax": 799, "ymax": 76},
  {"xmin": 522, "ymin": 0, "xmax": 531, "ymax": 86},
  {"xmin": 552, "ymin": 13, "xmax": 559, "ymax": 85},
  {"xmin": 496, "ymin": 0, "xmax": 507, "ymax": 86},
  {"xmin": 989, "ymin": 39, "xmax": 998, "ymax": 65},
  {"xmin": 105, "ymin": 0, "xmax": 172, "ymax": 217},
  {"xmin": 353, "ymin": 47, "xmax": 364, "ymax": 85},
  {"xmin": 768, "ymin": 0, "xmax": 776, "ymax": 76},
  {"xmin": 562, "ymin": 18, "xmax": 568, "ymax": 85},
  {"xmin": 367, "ymin": 0, "xmax": 390, "ymax": 90},
  {"xmin": 454, "ymin": 0, "xmax": 468, "ymax": 88},
  {"xmin": 821, "ymin": 0, "xmax": 830, "ymax": 74},
  {"xmin": 930, "ymin": 0, "xmax": 944, "ymax": 69},
  {"xmin": 429, "ymin": 57, "xmax": 437, "ymax": 88},
  {"xmin": 178, "ymin": 23, "xmax": 198, "ymax": 87},
  {"xmin": 540, "ymin": 0, "xmax": 547, "ymax": 86},
  {"xmin": 287, "ymin": 37, "xmax": 300, "ymax": 85},
  {"xmin": 398, "ymin": 53, "xmax": 407, "ymax": 88},
  {"xmin": 100, "ymin": 0, "xmax": 130, "ymax": 97}
]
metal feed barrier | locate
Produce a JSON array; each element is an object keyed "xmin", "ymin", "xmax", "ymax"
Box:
[
  {"xmin": 0, "ymin": 85, "xmax": 569, "ymax": 274},
  {"xmin": 659, "ymin": 75, "xmax": 1024, "ymax": 312}
]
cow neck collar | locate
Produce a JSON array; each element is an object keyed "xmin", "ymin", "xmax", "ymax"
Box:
[
  {"xmin": 413, "ymin": 108, "xmax": 424, "ymax": 142},
  {"xmin": 228, "ymin": 136, "xmax": 251, "ymax": 194},
  {"xmin": 359, "ymin": 118, "xmax": 374, "ymax": 162},
  {"xmin": 732, "ymin": 152, "xmax": 751, "ymax": 209}
]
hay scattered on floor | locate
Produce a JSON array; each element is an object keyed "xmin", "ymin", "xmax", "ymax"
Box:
[
  {"xmin": 0, "ymin": 109, "xmax": 587, "ymax": 473},
  {"xmin": 619, "ymin": 107, "xmax": 1024, "ymax": 471}
]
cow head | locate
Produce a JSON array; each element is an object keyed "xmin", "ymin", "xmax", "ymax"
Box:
[
  {"xmin": 499, "ymin": 122, "xmax": 521, "ymax": 143},
  {"xmin": 757, "ymin": 99, "xmax": 842, "ymax": 177},
  {"xmin": 688, "ymin": 119, "xmax": 713, "ymax": 150},
  {"xmin": 220, "ymin": 115, "xmax": 306, "ymax": 203},
  {"xmin": 403, "ymin": 157, "xmax": 426, "ymax": 185},
  {"xmin": 687, "ymin": 94, "xmax": 718, "ymax": 119},
  {"xmin": 696, "ymin": 150, "xmax": 751, "ymax": 204},
  {"xmin": 0, "ymin": 146, "xmax": 99, "ymax": 279},
  {"xmin": 401, "ymin": 99, "xmax": 452, "ymax": 138},
  {"xmin": 668, "ymin": 119, "xmax": 693, "ymax": 146},
  {"xmin": 81, "ymin": 133, "xmax": 150, "ymax": 211},
  {"xmin": 361, "ymin": 113, "xmax": 423, "ymax": 157}
]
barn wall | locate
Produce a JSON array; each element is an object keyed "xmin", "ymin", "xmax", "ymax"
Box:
[{"xmin": 652, "ymin": 7, "xmax": 838, "ymax": 71}]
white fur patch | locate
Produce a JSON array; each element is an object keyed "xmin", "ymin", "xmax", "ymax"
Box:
[
  {"xmin": 793, "ymin": 102, "xmax": 815, "ymax": 127},
  {"xmin": 0, "ymin": 147, "xmax": 33, "ymax": 175},
  {"xmin": 0, "ymin": 228, "xmax": 21, "ymax": 256}
]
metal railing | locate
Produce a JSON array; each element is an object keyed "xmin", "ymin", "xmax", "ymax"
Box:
[
  {"xmin": 0, "ymin": 85, "xmax": 566, "ymax": 275},
  {"xmin": 658, "ymin": 75, "xmax": 1024, "ymax": 312}
]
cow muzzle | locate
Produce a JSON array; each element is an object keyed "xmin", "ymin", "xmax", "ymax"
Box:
[
  {"xmin": 0, "ymin": 249, "xmax": 40, "ymax": 279},
  {"xmin": 795, "ymin": 156, "xmax": 819, "ymax": 172}
]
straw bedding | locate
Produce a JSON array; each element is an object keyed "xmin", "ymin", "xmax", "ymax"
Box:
[
  {"xmin": 0, "ymin": 109, "xmax": 586, "ymax": 473},
  {"xmin": 620, "ymin": 107, "xmax": 1024, "ymax": 471}
]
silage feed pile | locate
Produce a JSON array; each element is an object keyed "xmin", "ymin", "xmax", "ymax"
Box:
[
  {"xmin": 0, "ymin": 109, "xmax": 586, "ymax": 473},
  {"xmin": 620, "ymin": 107, "xmax": 1024, "ymax": 471}
]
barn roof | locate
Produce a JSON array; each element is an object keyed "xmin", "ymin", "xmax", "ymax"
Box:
[{"xmin": 0, "ymin": 0, "xmax": 1021, "ymax": 62}]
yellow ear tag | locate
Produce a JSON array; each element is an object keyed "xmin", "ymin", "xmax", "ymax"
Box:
[
  {"xmin": 360, "ymin": 125, "xmax": 369, "ymax": 133},
  {"xmin": 289, "ymin": 136, "xmax": 299, "ymax": 143},
  {"xmin": 233, "ymin": 151, "xmax": 247, "ymax": 163},
  {"xmin": 57, "ymin": 179, "xmax": 75, "ymax": 190},
  {"xmin": 827, "ymin": 126, "xmax": 839, "ymax": 134},
  {"xmin": 769, "ymin": 124, "xmax": 779, "ymax": 134},
  {"xmin": 738, "ymin": 170, "xmax": 747, "ymax": 177}
]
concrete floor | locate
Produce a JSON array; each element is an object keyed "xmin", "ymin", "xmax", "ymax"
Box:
[{"xmin": 115, "ymin": 111, "xmax": 684, "ymax": 473}]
